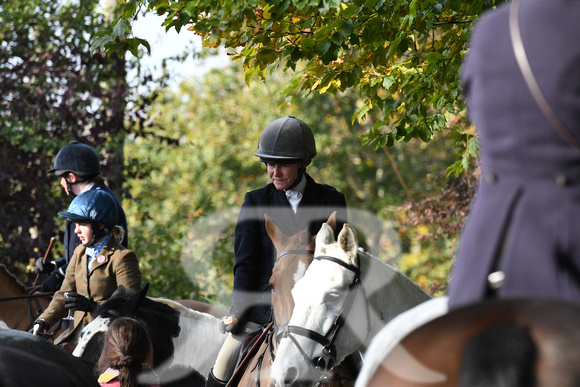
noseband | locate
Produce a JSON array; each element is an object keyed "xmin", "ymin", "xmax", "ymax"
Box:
[{"xmin": 278, "ymin": 254, "xmax": 370, "ymax": 373}]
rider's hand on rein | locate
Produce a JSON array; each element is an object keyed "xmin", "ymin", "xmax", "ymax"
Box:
[{"xmin": 32, "ymin": 319, "xmax": 48, "ymax": 335}]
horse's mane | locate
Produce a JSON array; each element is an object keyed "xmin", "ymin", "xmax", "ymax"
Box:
[
  {"xmin": 93, "ymin": 291, "xmax": 178, "ymax": 320},
  {"xmin": 357, "ymin": 247, "xmax": 430, "ymax": 299},
  {"xmin": 459, "ymin": 322, "xmax": 538, "ymax": 387},
  {"xmin": 0, "ymin": 264, "xmax": 28, "ymax": 293},
  {"xmin": 151, "ymin": 297, "xmax": 221, "ymax": 322},
  {"xmin": 151, "ymin": 297, "xmax": 190, "ymax": 312}
]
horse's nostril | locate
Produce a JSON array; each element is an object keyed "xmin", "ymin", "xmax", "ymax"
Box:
[{"xmin": 284, "ymin": 366, "xmax": 299, "ymax": 385}]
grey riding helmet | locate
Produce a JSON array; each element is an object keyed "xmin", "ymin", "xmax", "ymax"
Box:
[
  {"xmin": 47, "ymin": 141, "xmax": 101, "ymax": 177},
  {"xmin": 254, "ymin": 116, "xmax": 317, "ymax": 163},
  {"xmin": 58, "ymin": 189, "xmax": 118, "ymax": 231}
]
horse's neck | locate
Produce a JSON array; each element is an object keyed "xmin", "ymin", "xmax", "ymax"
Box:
[
  {"xmin": 358, "ymin": 250, "xmax": 431, "ymax": 343},
  {"xmin": 0, "ymin": 269, "xmax": 31, "ymax": 329},
  {"xmin": 0, "ymin": 268, "xmax": 27, "ymax": 296}
]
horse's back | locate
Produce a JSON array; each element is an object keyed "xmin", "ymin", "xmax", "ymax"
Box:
[
  {"xmin": 365, "ymin": 298, "xmax": 580, "ymax": 387},
  {"xmin": 0, "ymin": 330, "xmax": 98, "ymax": 387},
  {"xmin": 356, "ymin": 296, "xmax": 448, "ymax": 387}
]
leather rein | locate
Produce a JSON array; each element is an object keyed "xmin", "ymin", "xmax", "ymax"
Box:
[{"xmin": 0, "ymin": 289, "xmax": 56, "ymax": 339}]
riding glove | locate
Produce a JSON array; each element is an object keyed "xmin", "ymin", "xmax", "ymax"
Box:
[
  {"xmin": 32, "ymin": 319, "xmax": 48, "ymax": 335},
  {"xmin": 64, "ymin": 292, "xmax": 96, "ymax": 312},
  {"xmin": 220, "ymin": 302, "xmax": 248, "ymax": 334},
  {"xmin": 34, "ymin": 257, "xmax": 56, "ymax": 274}
]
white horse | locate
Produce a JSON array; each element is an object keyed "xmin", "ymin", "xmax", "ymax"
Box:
[
  {"xmin": 73, "ymin": 285, "xmax": 226, "ymax": 385},
  {"xmin": 271, "ymin": 223, "xmax": 432, "ymax": 386}
]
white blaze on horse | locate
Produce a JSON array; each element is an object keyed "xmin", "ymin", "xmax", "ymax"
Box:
[
  {"xmin": 73, "ymin": 284, "xmax": 226, "ymax": 385},
  {"xmin": 271, "ymin": 223, "xmax": 431, "ymax": 386}
]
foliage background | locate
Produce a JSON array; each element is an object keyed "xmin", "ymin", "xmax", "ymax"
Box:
[
  {"xmin": 0, "ymin": 0, "xmax": 132, "ymax": 277},
  {"xmin": 1, "ymin": 0, "xmax": 483, "ymax": 304}
]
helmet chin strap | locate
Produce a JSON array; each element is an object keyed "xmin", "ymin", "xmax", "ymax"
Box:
[
  {"xmin": 285, "ymin": 161, "xmax": 309, "ymax": 191},
  {"xmin": 286, "ymin": 170, "xmax": 305, "ymax": 190},
  {"xmin": 86, "ymin": 223, "xmax": 108, "ymax": 246},
  {"xmin": 65, "ymin": 177, "xmax": 87, "ymax": 197}
]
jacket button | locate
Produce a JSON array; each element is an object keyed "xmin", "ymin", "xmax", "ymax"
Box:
[
  {"xmin": 485, "ymin": 173, "xmax": 496, "ymax": 184},
  {"xmin": 487, "ymin": 271, "xmax": 505, "ymax": 290},
  {"xmin": 556, "ymin": 174, "xmax": 568, "ymax": 187}
]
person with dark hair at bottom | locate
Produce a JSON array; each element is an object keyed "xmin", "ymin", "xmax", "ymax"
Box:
[{"xmin": 97, "ymin": 317, "xmax": 160, "ymax": 387}]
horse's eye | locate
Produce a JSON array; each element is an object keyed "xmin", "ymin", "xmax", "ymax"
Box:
[{"xmin": 323, "ymin": 292, "xmax": 341, "ymax": 304}]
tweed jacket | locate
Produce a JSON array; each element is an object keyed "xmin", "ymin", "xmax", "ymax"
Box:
[
  {"xmin": 233, "ymin": 173, "xmax": 347, "ymax": 324},
  {"xmin": 449, "ymin": 0, "xmax": 580, "ymax": 308},
  {"xmin": 38, "ymin": 238, "xmax": 142, "ymax": 343}
]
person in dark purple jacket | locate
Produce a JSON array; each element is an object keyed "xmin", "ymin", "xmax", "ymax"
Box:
[
  {"xmin": 206, "ymin": 116, "xmax": 348, "ymax": 387},
  {"xmin": 449, "ymin": 0, "xmax": 580, "ymax": 309},
  {"xmin": 34, "ymin": 141, "xmax": 128, "ymax": 292}
]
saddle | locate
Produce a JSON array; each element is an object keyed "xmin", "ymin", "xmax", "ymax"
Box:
[{"xmin": 225, "ymin": 322, "xmax": 274, "ymax": 385}]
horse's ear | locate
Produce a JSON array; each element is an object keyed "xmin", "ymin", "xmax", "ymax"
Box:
[
  {"xmin": 315, "ymin": 223, "xmax": 335, "ymax": 254},
  {"xmin": 326, "ymin": 211, "xmax": 337, "ymax": 233},
  {"xmin": 265, "ymin": 213, "xmax": 279, "ymax": 242},
  {"xmin": 265, "ymin": 213, "xmax": 291, "ymax": 252},
  {"xmin": 137, "ymin": 283, "xmax": 150, "ymax": 306},
  {"xmin": 337, "ymin": 224, "xmax": 358, "ymax": 262},
  {"xmin": 124, "ymin": 283, "xmax": 150, "ymax": 316},
  {"xmin": 111, "ymin": 285, "xmax": 126, "ymax": 299}
]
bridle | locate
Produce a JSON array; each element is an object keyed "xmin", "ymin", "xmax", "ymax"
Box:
[
  {"xmin": 0, "ymin": 290, "xmax": 54, "ymax": 332},
  {"xmin": 277, "ymin": 249, "xmax": 315, "ymax": 262},
  {"xmin": 277, "ymin": 254, "xmax": 370, "ymax": 374},
  {"xmin": 0, "ymin": 289, "xmax": 64, "ymax": 342}
]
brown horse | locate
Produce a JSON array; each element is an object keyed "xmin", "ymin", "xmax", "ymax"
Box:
[
  {"xmin": 0, "ymin": 264, "xmax": 62, "ymax": 338},
  {"xmin": 365, "ymin": 298, "xmax": 580, "ymax": 387},
  {"xmin": 234, "ymin": 212, "xmax": 358, "ymax": 387}
]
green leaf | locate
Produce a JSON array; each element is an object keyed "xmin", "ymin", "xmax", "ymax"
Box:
[
  {"xmin": 92, "ymin": 34, "xmax": 113, "ymax": 52},
  {"xmin": 112, "ymin": 18, "xmax": 131, "ymax": 40},
  {"xmin": 331, "ymin": 31, "xmax": 344, "ymax": 46},
  {"xmin": 135, "ymin": 37, "xmax": 151, "ymax": 54},
  {"xmin": 341, "ymin": 19, "xmax": 354, "ymax": 37},
  {"xmin": 243, "ymin": 66, "xmax": 260, "ymax": 86}
]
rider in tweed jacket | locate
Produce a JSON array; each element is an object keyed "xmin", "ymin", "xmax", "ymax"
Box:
[{"xmin": 33, "ymin": 189, "xmax": 142, "ymax": 345}]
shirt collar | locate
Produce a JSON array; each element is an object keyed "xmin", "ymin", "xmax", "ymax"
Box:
[
  {"xmin": 285, "ymin": 175, "xmax": 306, "ymax": 213},
  {"xmin": 86, "ymin": 235, "xmax": 111, "ymax": 259}
]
